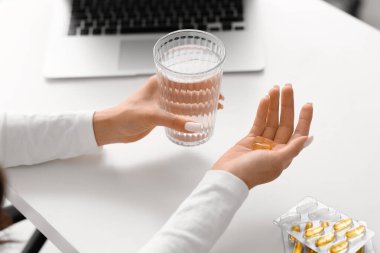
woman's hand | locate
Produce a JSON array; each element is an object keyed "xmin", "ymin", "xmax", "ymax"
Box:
[
  {"xmin": 93, "ymin": 75, "xmax": 223, "ymax": 145},
  {"xmin": 213, "ymin": 84, "xmax": 313, "ymax": 189}
]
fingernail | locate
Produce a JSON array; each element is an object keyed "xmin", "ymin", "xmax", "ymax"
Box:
[
  {"xmin": 285, "ymin": 83, "xmax": 292, "ymax": 87},
  {"xmin": 307, "ymin": 102, "xmax": 313, "ymax": 106},
  {"xmin": 303, "ymin": 136, "xmax": 314, "ymax": 148},
  {"xmin": 185, "ymin": 122, "xmax": 202, "ymax": 133}
]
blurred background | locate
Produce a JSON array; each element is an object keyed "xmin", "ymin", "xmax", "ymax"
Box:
[{"xmin": 326, "ymin": 0, "xmax": 380, "ymax": 29}]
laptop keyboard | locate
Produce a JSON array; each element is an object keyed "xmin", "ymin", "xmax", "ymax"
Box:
[{"xmin": 68, "ymin": 0, "xmax": 245, "ymax": 36}]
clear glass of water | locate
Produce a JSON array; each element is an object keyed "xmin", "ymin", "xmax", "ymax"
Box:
[{"xmin": 153, "ymin": 30, "xmax": 226, "ymax": 146}]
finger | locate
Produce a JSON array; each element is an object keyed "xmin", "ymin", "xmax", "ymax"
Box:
[
  {"xmin": 291, "ymin": 103, "xmax": 313, "ymax": 140},
  {"xmin": 151, "ymin": 110, "xmax": 202, "ymax": 133},
  {"xmin": 274, "ymin": 84, "xmax": 294, "ymax": 144},
  {"xmin": 280, "ymin": 137, "xmax": 314, "ymax": 170},
  {"xmin": 249, "ymin": 95, "xmax": 270, "ymax": 136},
  {"xmin": 262, "ymin": 85, "xmax": 280, "ymax": 140},
  {"xmin": 219, "ymin": 94, "xmax": 225, "ymax": 100},
  {"xmin": 133, "ymin": 75, "xmax": 159, "ymax": 99},
  {"xmin": 276, "ymin": 136, "xmax": 309, "ymax": 167},
  {"xmin": 218, "ymin": 103, "xmax": 224, "ymax": 110}
]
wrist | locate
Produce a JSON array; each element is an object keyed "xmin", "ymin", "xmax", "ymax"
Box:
[
  {"xmin": 212, "ymin": 166, "xmax": 255, "ymax": 189},
  {"xmin": 93, "ymin": 109, "xmax": 121, "ymax": 146},
  {"xmin": 208, "ymin": 170, "xmax": 250, "ymax": 195}
]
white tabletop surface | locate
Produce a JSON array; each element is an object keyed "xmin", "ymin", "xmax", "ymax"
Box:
[{"xmin": 1, "ymin": 0, "xmax": 380, "ymax": 252}]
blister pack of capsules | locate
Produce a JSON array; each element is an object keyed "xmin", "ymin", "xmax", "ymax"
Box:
[{"xmin": 273, "ymin": 197, "xmax": 375, "ymax": 253}]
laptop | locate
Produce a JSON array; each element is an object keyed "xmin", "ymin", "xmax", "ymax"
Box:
[{"xmin": 44, "ymin": 0, "xmax": 265, "ymax": 79}]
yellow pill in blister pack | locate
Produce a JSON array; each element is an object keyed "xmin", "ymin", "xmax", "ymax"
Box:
[
  {"xmin": 316, "ymin": 232, "xmax": 335, "ymax": 247},
  {"xmin": 289, "ymin": 225, "xmax": 301, "ymax": 243},
  {"xmin": 330, "ymin": 240, "xmax": 349, "ymax": 253},
  {"xmin": 293, "ymin": 241, "xmax": 303, "ymax": 253},
  {"xmin": 321, "ymin": 220, "xmax": 330, "ymax": 228},
  {"xmin": 346, "ymin": 225, "xmax": 366, "ymax": 240},
  {"xmin": 356, "ymin": 247, "xmax": 364, "ymax": 253},
  {"xmin": 305, "ymin": 225, "xmax": 324, "ymax": 238},
  {"xmin": 292, "ymin": 225, "xmax": 301, "ymax": 232},
  {"xmin": 333, "ymin": 218, "xmax": 353, "ymax": 232},
  {"xmin": 305, "ymin": 221, "xmax": 313, "ymax": 230}
]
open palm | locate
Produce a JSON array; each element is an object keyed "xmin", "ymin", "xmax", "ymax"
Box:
[{"xmin": 213, "ymin": 84, "xmax": 313, "ymax": 189}]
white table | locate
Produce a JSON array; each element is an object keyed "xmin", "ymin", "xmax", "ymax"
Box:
[{"xmin": 1, "ymin": 0, "xmax": 380, "ymax": 252}]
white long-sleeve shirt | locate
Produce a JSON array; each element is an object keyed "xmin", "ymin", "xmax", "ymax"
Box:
[{"xmin": 0, "ymin": 112, "xmax": 249, "ymax": 253}]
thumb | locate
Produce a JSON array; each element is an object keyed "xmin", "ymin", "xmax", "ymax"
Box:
[
  {"xmin": 152, "ymin": 110, "xmax": 202, "ymax": 133},
  {"xmin": 278, "ymin": 136, "xmax": 312, "ymax": 162}
]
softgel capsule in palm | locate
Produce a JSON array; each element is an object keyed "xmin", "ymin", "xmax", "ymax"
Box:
[{"xmin": 274, "ymin": 197, "xmax": 375, "ymax": 253}]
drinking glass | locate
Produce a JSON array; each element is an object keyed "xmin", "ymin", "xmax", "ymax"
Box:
[{"xmin": 153, "ymin": 30, "xmax": 226, "ymax": 146}]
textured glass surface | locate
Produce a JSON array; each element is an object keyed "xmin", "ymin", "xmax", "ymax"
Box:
[{"xmin": 154, "ymin": 30, "xmax": 226, "ymax": 146}]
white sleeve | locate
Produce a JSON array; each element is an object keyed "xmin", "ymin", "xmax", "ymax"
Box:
[
  {"xmin": 0, "ymin": 112, "xmax": 100, "ymax": 168},
  {"xmin": 139, "ymin": 170, "xmax": 249, "ymax": 253}
]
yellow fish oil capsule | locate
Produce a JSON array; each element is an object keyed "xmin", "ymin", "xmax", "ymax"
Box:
[
  {"xmin": 356, "ymin": 247, "xmax": 364, "ymax": 253},
  {"xmin": 252, "ymin": 142, "xmax": 272, "ymax": 150},
  {"xmin": 305, "ymin": 225, "xmax": 324, "ymax": 238},
  {"xmin": 293, "ymin": 241, "xmax": 303, "ymax": 253},
  {"xmin": 321, "ymin": 220, "xmax": 330, "ymax": 228},
  {"xmin": 346, "ymin": 225, "xmax": 366, "ymax": 240},
  {"xmin": 330, "ymin": 240, "xmax": 349, "ymax": 253},
  {"xmin": 289, "ymin": 225, "xmax": 301, "ymax": 243},
  {"xmin": 252, "ymin": 136, "xmax": 276, "ymax": 150},
  {"xmin": 307, "ymin": 248, "xmax": 316, "ymax": 253},
  {"xmin": 316, "ymin": 233, "xmax": 335, "ymax": 247},
  {"xmin": 305, "ymin": 221, "xmax": 313, "ymax": 230},
  {"xmin": 254, "ymin": 136, "xmax": 277, "ymax": 145},
  {"xmin": 333, "ymin": 218, "xmax": 353, "ymax": 232}
]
